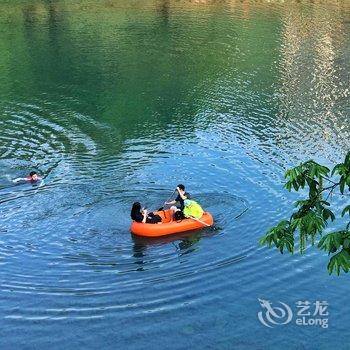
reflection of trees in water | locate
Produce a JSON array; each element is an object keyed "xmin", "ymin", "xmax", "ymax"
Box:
[
  {"xmin": 46, "ymin": 0, "xmax": 62, "ymax": 46},
  {"xmin": 3, "ymin": 0, "xmax": 349, "ymax": 159},
  {"xmin": 277, "ymin": 2, "xmax": 349, "ymax": 159},
  {"xmin": 279, "ymin": 3, "xmax": 347, "ymax": 111},
  {"xmin": 22, "ymin": 4, "xmax": 37, "ymax": 27},
  {"xmin": 157, "ymin": 0, "xmax": 170, "ymax": 25},
  {"xmin": 20, "ymin": 0, "xmax": 71, "ymax": 92},
  {"xmin": 21, "ymin": 1, "xmax": 65, "ymax": 53}
]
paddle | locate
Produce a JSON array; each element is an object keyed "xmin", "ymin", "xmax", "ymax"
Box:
[
  {"xmin": 157, "ymin": 190, "xmax": 176, "ymax": 211},
  {"xmin": 189, "ymin": 216, "xmax": 212, "ymax": 227}
]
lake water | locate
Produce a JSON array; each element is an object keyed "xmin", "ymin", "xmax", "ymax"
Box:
[{"xmin": 0, "ymin": 1, "xmax": 349, "ymax": 349}]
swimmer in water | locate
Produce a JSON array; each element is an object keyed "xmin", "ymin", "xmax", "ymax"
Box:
[{"xmin": 13, "ymin": 171, "xmax": 43, "ymax": 184}]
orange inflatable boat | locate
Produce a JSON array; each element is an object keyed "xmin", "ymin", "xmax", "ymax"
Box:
[{"xmin": 130, "ymin": 209, "xmax": 214, "ymax": 237}]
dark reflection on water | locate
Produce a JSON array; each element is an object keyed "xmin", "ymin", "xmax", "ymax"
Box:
[{"xmin": 0, "ymin": 1, "xmax": 349, "ymax": 349}]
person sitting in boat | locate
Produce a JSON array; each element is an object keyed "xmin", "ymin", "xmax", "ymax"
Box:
[
  {"xmin": 183, "ymin": 199, "xmax": 204, "ymax": 219},
  {"xmin": 165, "ymin": 184, "xmax": 190, "ymax": 220},
  {"xmin": 131, "ymin": 202, "xmax": 162, "ymax": 224},
  {"xmin": 13, "ymin": 171, "xmax": 43, "ymax": 184}
]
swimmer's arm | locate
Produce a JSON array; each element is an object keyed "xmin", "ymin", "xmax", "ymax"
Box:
[{"xmin": 12, "ymin": 177, "xmax": 26, "ymax": 183}]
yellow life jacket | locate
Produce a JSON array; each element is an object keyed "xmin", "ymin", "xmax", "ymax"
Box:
[{"xmin": 183, "ymin": 200, "xmax": 204, "ymax": 219}]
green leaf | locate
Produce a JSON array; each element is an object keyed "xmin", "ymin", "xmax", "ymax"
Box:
[
  {"xmin": 292, "ymin": 180, "xmax": 300, "ymax": 191},
  {"xmin": 295, "ymin": 174, "xmax": 306, "ymax": 188},
  {"xmin": 332, "ymin": 164, "xmax": 344, "ymax": 176},
  {"xmin": 318, "ymin": 231, "xmax": 348, "ymax": 252},
  {"xmin": 261, "ymin": 155, "xmax": 350, "ymax": 275},
  {"xmin": 294, "ymin": 200, "xmax": 309, "ymax": 208},
  {"xmin": 318, "ymin": 165, "xmax": 330, "ymax": 176},
  {"xmin": 346, "ymin": 175, "xmax": 350, "ymax": 188},
  {"xmin": 308, "ymin": 180, "xmax": 318, "ymax": 198},
  {"xmin": 345, "ymin": 151, "xmax": 350, "ymax": 166},
  {"xmin": 310, "ymin": 164, "xmax": 317, "ymax": 178},
  {"xmin": 323, "ymin": 208, "xmax": 335, "ymax": 222},
  {"xmin": 276, "ymin": 220, "xmax": 290, "ymax": 228},
  {"xmin": 290, "ymin": 169, "xmax": 297, "ymax": 181},
  {"xmin": 284, "ymin": 181, "xmax": 292, "ymax": 192},
  {"xmin": 344, "ymin": 239, "xmax": 350, "ymax": 249},
  {"xmin": 327, "ymin": 249, "xmax": 350, "ymax": 275},
  {"xmin": 342, "ymin": 205, "xmax": 350, "ymax": 217},
  {"xmin": 340, "ymin": 179, "xmax": 345, "ymax": 194},
  {"xmin": 259, "ymin": 220, "xmax": 295, "ymax": 254}
]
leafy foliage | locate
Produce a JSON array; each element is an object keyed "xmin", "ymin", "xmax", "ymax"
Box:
[{"xmin": 259, "ymin": 151, "xmax": 350, "ymax": 275}]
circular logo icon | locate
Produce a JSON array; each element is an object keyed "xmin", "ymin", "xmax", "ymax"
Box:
[{"xmin": 258, "ymin": 298, "xmax": 293, "ymax": 328}]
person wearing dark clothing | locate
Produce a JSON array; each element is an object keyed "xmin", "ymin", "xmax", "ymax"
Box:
[
  {"xmin": 175, "ymin": 190, "xmax": 191, "ymax": 210},
  {"xmin": 165, "ymin": 184, "xmax": 190, "ymax": 220},
  {"xmin": 130, "ymin": 202, "xmax": 162, "ymax": 224}
]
